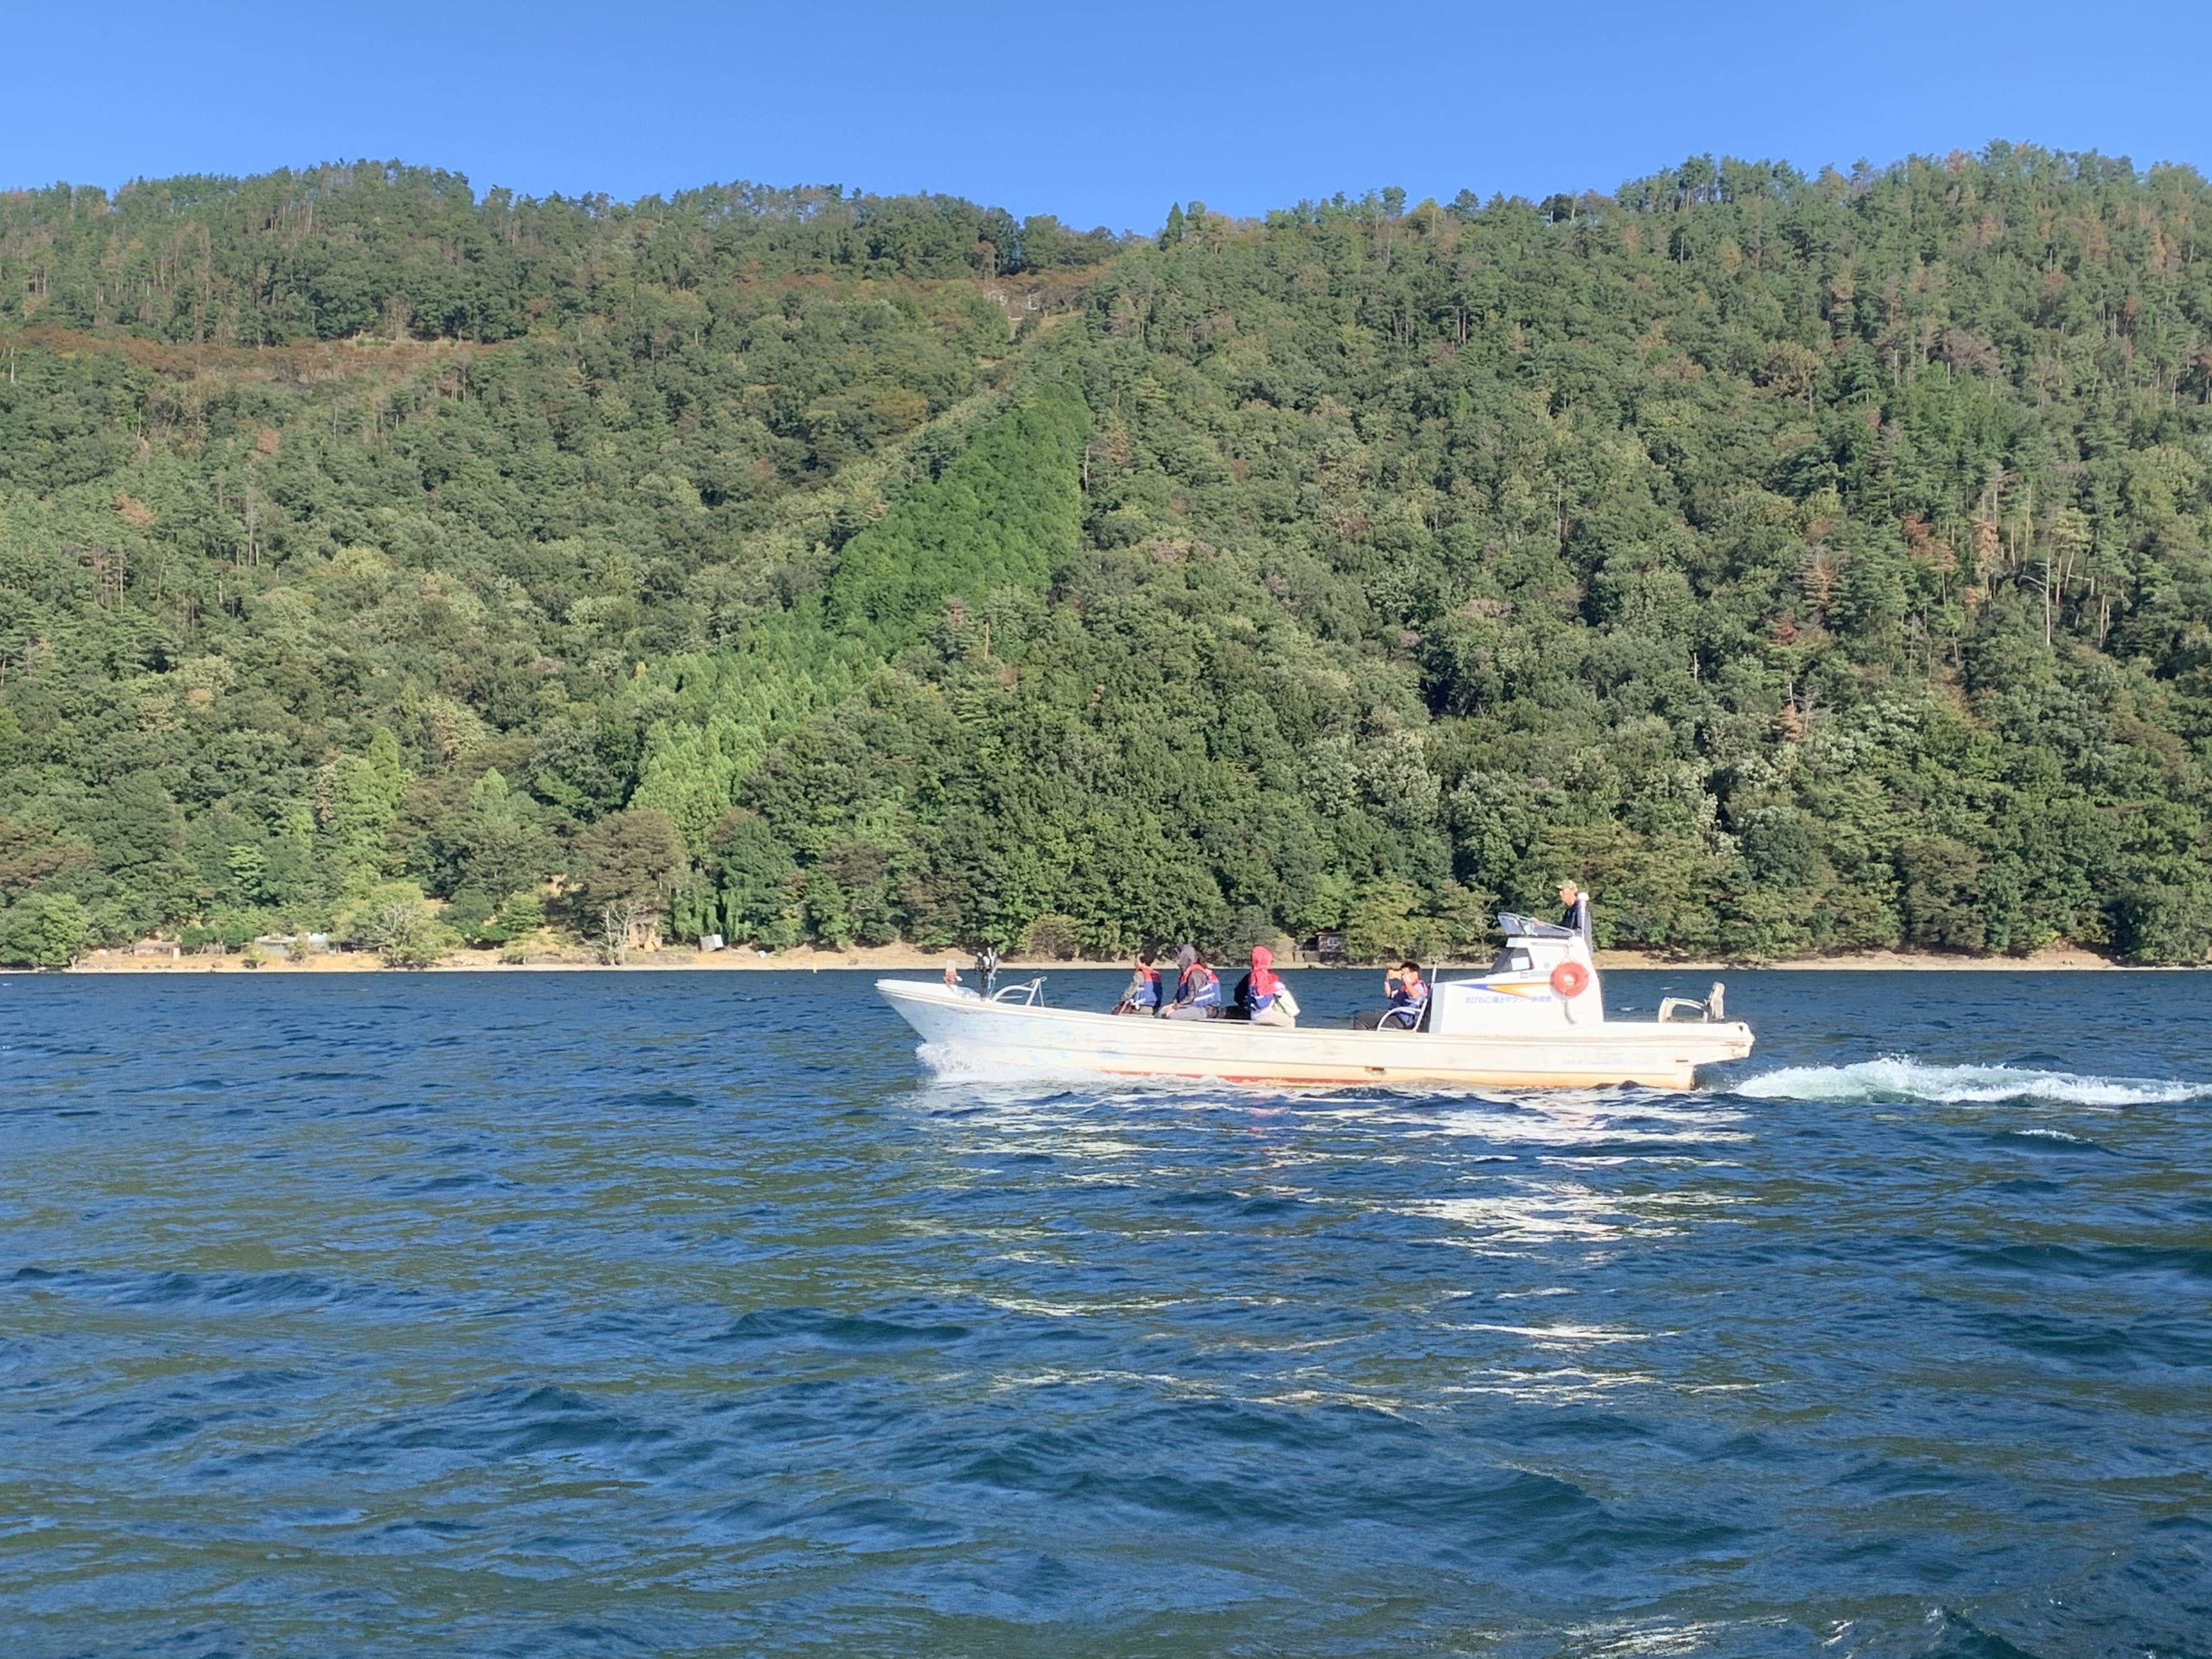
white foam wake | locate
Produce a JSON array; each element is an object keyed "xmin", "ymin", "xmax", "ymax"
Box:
[{"xmin": 1733, "ymin": 1056, "xmax": 2205, "ymax": 1108}]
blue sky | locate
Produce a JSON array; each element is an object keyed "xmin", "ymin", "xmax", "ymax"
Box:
[{"xmin": 7, "ymin": 0, "xmax": 2209, "ymax": 230}]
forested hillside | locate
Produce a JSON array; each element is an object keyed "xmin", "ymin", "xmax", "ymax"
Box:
[{"xmin": 5, "ymin": 146, "xmax": 2212, "ymax": 966}]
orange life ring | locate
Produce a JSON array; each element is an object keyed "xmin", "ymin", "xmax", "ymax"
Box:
[{"xmin": 1549, "ymin": 961, "xmax": 1590, "ymax": 999}]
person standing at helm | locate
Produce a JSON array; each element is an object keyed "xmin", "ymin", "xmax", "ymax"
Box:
[
  {"xmin": 1163, "ymin": 944, "xmax": 1222, "ymax": 1019},
  {"xmin": 1557, "ymin": 881, "xmax": 1592, "ymax": 943},
  {"xmin": 1236, "ymin": 946, "xmax": 1299, "ymax": 1027}
]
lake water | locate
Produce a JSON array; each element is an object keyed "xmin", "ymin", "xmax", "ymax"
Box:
[{"xmin": 2, "ymin": 968, "xmax": 2208, "ymax": 1657}]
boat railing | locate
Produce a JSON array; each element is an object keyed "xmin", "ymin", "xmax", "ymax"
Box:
[
  {"xmin": 990, "ymin": 977, "xmax": 1047, "ymax": 1007},
  {"xmin": 1658, "ymin": 981, "xmax": 1726, "ymax": 1023}
]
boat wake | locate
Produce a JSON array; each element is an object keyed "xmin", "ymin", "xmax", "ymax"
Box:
[{"xmin": 1733, "ymin": 1055, "xmax": 2208, "ymax": 1108}]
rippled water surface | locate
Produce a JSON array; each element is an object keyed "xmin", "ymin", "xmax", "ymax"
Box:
[{"xmin": 3, "ymin": 968, "xmax": 2209, "ymax": 1657}]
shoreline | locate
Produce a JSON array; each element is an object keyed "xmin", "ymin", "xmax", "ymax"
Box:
[{"xmin": 49, "ymin": 943, "xmax": 2151, "ymax": 975}]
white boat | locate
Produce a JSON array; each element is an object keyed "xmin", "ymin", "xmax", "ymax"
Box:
[{"xmin": 878, "ymin": 915, "xmax": 1753, "ymax": 1090}]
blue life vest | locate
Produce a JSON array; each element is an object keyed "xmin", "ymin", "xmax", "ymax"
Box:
[
  {"xmin": 1130, "ymin": 969, "xmax": 1161, "ymax": 1009},
  {"xmin": 1181, "ymin": 966, "xmax": 1221, "ymax": 1008},
  {"xmin": 1386, "ymin": 979, "xmax": 1428, "ymax": 1029},
  {"xmin": 1240, "ymin": 969, "xmax": 1283, "ymax": 1017}
]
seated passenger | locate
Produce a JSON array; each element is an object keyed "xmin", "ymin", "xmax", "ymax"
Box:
[
  {"xmin": 1235, "ymin": 946, "xmax": 1299, "ymax": 1026},
  {"xmin": 1113, "ymin": 949, "xmax": 1163, "ymax": 1015},
  {"xmin": 1163, "ymin": 944, "xmax": 1222, "ymax": 1020},
  {"xmin": 1382, "ymin": 960, "xmax": 1428, "ymax": 1029}
]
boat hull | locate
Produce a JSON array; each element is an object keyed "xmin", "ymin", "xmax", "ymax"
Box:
[{"xmin": 877, "ymin": 980, "xmax": 1752, "ymax": 1090}]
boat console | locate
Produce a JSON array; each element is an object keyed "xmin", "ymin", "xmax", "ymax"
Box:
[{"xmin": 1430, "ymin": 912, "xmax": 1604, "ymax": 1036}]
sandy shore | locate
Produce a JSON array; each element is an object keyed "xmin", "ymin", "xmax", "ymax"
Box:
[
  {"xmin": 55, "ymin": 941, "xmax": 2142, "ymax": 974},
  {"xmin": 1594, "ymin": 945, "xmax": 2128, "ymax": 972},
  {"xmin": 63, "ymin": 943, "xmax": 963, "ymax": 974},
  {"xmin": 62, "ymin": 942, "xmax": 1031, "ymax": 974}
]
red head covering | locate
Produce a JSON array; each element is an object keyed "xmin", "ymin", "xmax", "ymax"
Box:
[{"xmin": 1249, "ymin": 945, "xmax": 1280, "ymax": 996}]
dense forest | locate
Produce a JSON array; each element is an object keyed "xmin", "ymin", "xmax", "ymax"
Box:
[{"xmin": 5, "ymin": 145, "xmax": 2212, "ymax": 967}]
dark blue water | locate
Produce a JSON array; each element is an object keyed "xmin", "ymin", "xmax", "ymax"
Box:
[{"xmin": 3, "ymin": 968, "xmax": 2208, "ymax": 1658}]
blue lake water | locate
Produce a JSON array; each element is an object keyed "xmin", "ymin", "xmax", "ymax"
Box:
[{"xmin": 2, "ymin": 967, "xmax": 2209, "ymax": 1657}]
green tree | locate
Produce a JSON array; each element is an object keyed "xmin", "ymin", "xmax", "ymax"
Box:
[
  {"xmin": 701, "ymin": 810, "xmax": 803, "ymax": 949},
  {"xmin": 823, "ymin": 387, "xmax": 1088, "ymax": 647},
  {"xmin": 0, "ymin": 892, "xmax": 89, "ymax": 967},
  {"xmin": 322, "ymin": 730, "xmax": 408, "ymax": 893},
  {"xmin": 574, "ymin": 809, "xmax": 686, "ymax": 915},
  {"xmin": 338, "ymin": 881, "xmax": 453, "ymax": 969}
]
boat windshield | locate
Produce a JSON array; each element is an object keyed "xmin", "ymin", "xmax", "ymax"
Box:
[{"xmin": 1496, "ymin": 912, "xmax": 1575, "ymax": 940}]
